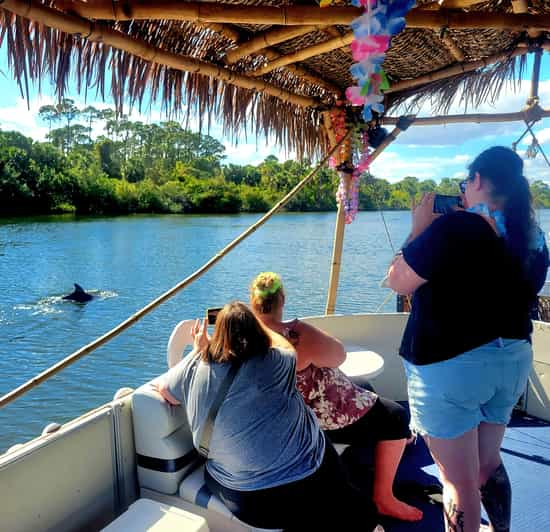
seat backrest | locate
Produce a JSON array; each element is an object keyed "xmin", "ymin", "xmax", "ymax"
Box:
[
  {"xmin": 167, "ymin": 320, "xmax": 196, "ymax": 368},
  {"xmin": 132, "ymin": 380, "xmax": 200, "ymax": 495}
]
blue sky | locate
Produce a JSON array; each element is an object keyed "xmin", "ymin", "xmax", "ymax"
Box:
[{"xmin": 1, "ymin": 50, "xmax": 549, "ymax": 183}]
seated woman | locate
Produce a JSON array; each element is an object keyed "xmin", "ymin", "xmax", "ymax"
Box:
[
  {"xmin": 250, "ymin": 273, "xmax": 423, "ymax": 523},
  {"xmin": 156, "ymin": 301, "xmax": 380, "ymax": 531}
]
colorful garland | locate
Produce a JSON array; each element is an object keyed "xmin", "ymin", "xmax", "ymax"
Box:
[
  {"xmin": 346, "ymin": 0, "xmax": 416, "ymax": 121},
  {"xmin": 328, "ymin": 106, "xmax": 371, "ymax": 224}
]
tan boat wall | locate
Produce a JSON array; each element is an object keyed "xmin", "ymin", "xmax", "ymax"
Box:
[
  {"xmin": 0, "ymin": 395, "xmax": 138, "ymax": 532},
  {"xmin": 528, "ymin": 321, "xmax": 550, "ymax": 421}
]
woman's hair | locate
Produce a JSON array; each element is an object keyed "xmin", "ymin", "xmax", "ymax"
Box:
[
  {"xmin": 249, "ymin": 272, "xmax": 284, "ymax": 314},
  {"xmin": 468, "ymin": 146, "xmax": 535, "ymax": 266},
  {"xmin": 205, "ymin": 301, "xmax": 270, "ymax": 363}
]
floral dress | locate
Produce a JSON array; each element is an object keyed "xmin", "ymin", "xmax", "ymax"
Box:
[{"xmin": 283, "ymin": 320, "xmax": 378, "ymax": 431}]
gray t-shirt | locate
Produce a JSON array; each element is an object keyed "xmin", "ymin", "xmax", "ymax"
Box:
[{"xmin": 164, "ymin": 347, "xmax": 325, "ymax": 491}]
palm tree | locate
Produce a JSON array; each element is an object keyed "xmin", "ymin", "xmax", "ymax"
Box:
[
  {"xmin": 81, "ymin": 105, "xmax": 101, "ymax": 144},
  {"xmin": 38, "ymin": 105, "xmax": 60, "ymax": 135},
  {"xmin": 55, "ymin": 99, "xmax": 80, "ymax": 153}
]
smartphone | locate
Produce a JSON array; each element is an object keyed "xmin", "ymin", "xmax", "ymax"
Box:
[
  {"xmin": 433, "ymin": 194, "xmax": 462, "ymax": 214},
  {"xmin": 206, "ymin": 307, "xmax": 222, "ymax": 325}
]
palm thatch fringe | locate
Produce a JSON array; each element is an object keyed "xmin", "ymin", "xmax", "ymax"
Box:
[
  {"xmin": 387, "ymin": 54, "xmax": 529, "ymax": 116},
  {"xmin": 0, "ymin": 7, "xmax": 324, "ymax": 159}
]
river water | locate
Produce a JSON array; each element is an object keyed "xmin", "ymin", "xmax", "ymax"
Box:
[{"xmin": 1, "ymin": 210, "xmax": 549, "ymax": 452}]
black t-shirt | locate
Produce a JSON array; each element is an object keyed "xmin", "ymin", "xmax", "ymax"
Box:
[{"xmin": 400, "ymin": 211, "xmax": 549, "ymax": 365}]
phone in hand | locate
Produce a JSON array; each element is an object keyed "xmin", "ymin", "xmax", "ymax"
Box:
[
  {"xmin": 206, "ymin": 307, "xmax": 222, "ymax": 325},
  {"xmin": 433, "ymin": 194, "xmax": 462, "ymax": 215}
]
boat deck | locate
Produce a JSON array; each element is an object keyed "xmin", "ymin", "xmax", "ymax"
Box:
[{"xmin": 382, "ymin": 409, "xmax": 550, "ymax": 531}]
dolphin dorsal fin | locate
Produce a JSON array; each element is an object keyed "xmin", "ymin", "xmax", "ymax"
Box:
[{"xmin": 74, "ymin": 283, "xmax": 85, "ymax": 293}]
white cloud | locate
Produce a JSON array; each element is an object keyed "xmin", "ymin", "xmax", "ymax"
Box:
[
  {"xmin": 0, "ymin": 96, "xmax": 51, "ymax": 140},
  {"xmin": 371, "ymin": 151, "xmax": 440, "ymax": 181},
  {"xmin": 370, "ymin": 150, "xmax": 474, "ymax": 182},
  {"xmin": 223, "ymin": 140, "xmax": 288, "ymax": 165}
]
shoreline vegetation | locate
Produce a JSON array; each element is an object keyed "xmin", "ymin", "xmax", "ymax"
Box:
[{"xmin": 2, "ymin": 100, "xmax": 550, "ymax": 216}]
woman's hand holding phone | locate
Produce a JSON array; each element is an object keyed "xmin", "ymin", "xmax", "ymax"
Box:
[
  {"xmin": 191, "ymin": 318, "xmax": 210, "ymax": 355},
  {"xmin": 410, "ymin": 193, "xmax": 441, "ymax": 241}
]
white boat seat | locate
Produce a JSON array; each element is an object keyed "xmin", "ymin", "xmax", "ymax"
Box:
[
  {"xmin": 102, "ymin": 498, "xmax": 209, "ymax": 531},
  {"xmin": 132, "ymin": 379, "xmax": 282, "ymax": 531},
  {"xmin": 132, "ymin": 381, "xmax": 199, "ymax": 494},
  {"xmin": 178, "ymin": 463, "xmax": 233, "ymax": 519},
  {"xmin": 167, "ymin": 319, "xmax": 196, "ymax": 369},
  {"xmin": 178, "ymin": 462, "xmax": 283, "ymax": 532}
]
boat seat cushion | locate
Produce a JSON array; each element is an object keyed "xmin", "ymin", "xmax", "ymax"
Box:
[
  {"xmin": 102, "ymin": 498, "xmax": 208, "ymax": 531},
  {"xmin": 132, "ymin": 379, "xmax": 200, "ymax": 495},
  {"xmin": 178, "ymin": 462, "xmax": 283, "ymax": 532}
]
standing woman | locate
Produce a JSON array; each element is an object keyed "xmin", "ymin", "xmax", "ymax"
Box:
[{"xmin": 386, "ymin": 146, "xmax": 549, "ymax": 532}]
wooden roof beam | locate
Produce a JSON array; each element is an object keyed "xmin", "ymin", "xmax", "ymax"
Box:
[
  {"xmin": 54, "ymin": 1, "xmax": 362, "ymax": 25},
  {"xmin": 225, "ymin": 25, "xmax": 322, "ymax": 65},
  {"xmin": 252, "ymin": 32, "xmax": 354, "ymax": 77},
  {"xmin": 199, "ymin": 22, "xmax": 241, "ymax": 44},
  {"xmin": 53, "ymin": 2, "xmax": 550, "ymax": 31},
  {"xmin": 211, "ymin": 25, "xmax": 342, "ymax": 95},
  {"xmin": 382, "ymin": 107, "xmax": 550, "ymax": 127},
  {"xmin": 423, "ymin": 0, "xmax": 486, "ymax": 9},
  {"xmin": 512, "ymin": 0, "xmax": 541, "ymax": 39},
  {"xmin": 261, "ymin": 49, "xmax": 342, "ymax": 95},
  {"xmin": 439, "ymin": 31, "xmax": 465, "ymax": 62},
  {"xmin": 1, "ymin": 0, "xmax": 318, "ymax": 108}
]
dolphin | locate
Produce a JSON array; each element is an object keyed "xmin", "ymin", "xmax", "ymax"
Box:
[{"xmin": 62, "ymin": 283, "xmax": 94, "ymax": 303}]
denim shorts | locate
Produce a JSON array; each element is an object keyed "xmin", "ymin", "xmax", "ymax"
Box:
[{"xmin": 403, "ymin": 338, "xmax": 533, "ymax": 439}]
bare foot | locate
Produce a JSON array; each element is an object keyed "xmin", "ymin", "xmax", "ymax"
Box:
[{"xmin": 374, "ymin": 495, "xmax": 423, "ymax": 522}]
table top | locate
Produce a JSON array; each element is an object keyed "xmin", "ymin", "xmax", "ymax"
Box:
[{"xmin": 340, "ymin": 348, "xmax": 385, "ymax": 379}]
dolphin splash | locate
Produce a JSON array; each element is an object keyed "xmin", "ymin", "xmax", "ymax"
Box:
[{"xmin": 62, "ymin": 283, "xmax": 94, "ymax": 303}]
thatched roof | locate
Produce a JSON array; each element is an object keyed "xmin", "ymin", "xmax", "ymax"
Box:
[{"xmin": 1, "ymin": 0, "xmax": 550, "ymax": 157}]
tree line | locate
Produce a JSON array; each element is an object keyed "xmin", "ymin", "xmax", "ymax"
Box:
[{"xmin": 1, "ymin": 99, "xmax": 549, "ymax": 216}]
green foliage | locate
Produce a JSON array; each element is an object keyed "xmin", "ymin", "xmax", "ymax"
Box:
[{"xmin": 2, "ymin": 107, "xmax": 550, "ymax": 217}]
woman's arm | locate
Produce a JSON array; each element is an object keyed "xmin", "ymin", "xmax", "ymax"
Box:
[
  {"xmin": 259, "ymin": 321, "xmax": 296, "ymax": 352},
  {"xmin": 386, "ymin": 254, "xmax": 427, "ymax": 295},
  {"xmin": 295, "ymin": 321, "xmax": 346, "ymax": 371},
  {"xmin": 153, "ymin": 321, "xmax": 208, "ymax": 406},
  {"xmin": 151, "ymin": 379, "xmax": 181, "ymax": 405}
]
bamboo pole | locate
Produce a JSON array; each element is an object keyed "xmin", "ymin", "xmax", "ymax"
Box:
[
  {"xmin": 52, "ymin": 2, "xmax": 550, "ymax": 30},
  {"xmin": 262, "ymin": 49, "xmax": 341, "ymax": 94},
  {"xmin": 225, "ymin": 26, "xmax": 319, "ymax": 64},
  {"xmin": 253, "ymin": 32, "xmax": 354, "ymax": 77},
  {"xmin": 382, "ymin": 107, "xmax": 550, "ymax": 126},
  {"xmin": 325, "ymin": 189, "xmax": 349, "ymax": 316},
  {"xmin": 406, "ymin": 10, "xmax": 550, "ymax": 32},
  {"xmin": 200, "ymin": 22, "xmax": 241, "ymax": 44},
  {"xmin": 529, "ymin": 49, "xmax": 543, "ymax": 103},
  {"xmin": 424, "ymin": 0, "xmax": 486, "ymax": 8},
  {"xmin": 54, "ymin": 1, "xmax": 362, "ymax": 25},
  {"xmin": 0, "ymin": 130, "xmax": 352, "ymax": 410},
  {"xmin": 1, "ymin": 0, "xmax": 317, "ymax": 108},
  {"xmin": 325, "ymin": 121, "xmax": 407, "ymax": 315},
  {"xmin": 512, "ymin": 0, "xmax": 541, "ymax": 38},
  {"xmin": 385, "ymin": 46, "xmax": 531, "ymax": 94},
  {"xmin": 325, "ymin": 112, "xmax": 351, "ymax": 316},
  {"xmin": 439, "ymin": 32, "xmax": 465, "ymax": 62}
]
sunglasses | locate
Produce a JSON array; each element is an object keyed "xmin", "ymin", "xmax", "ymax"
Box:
[{"xmin": 459, "ymin": 179, "xmax": 469, "ymax": 194}]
